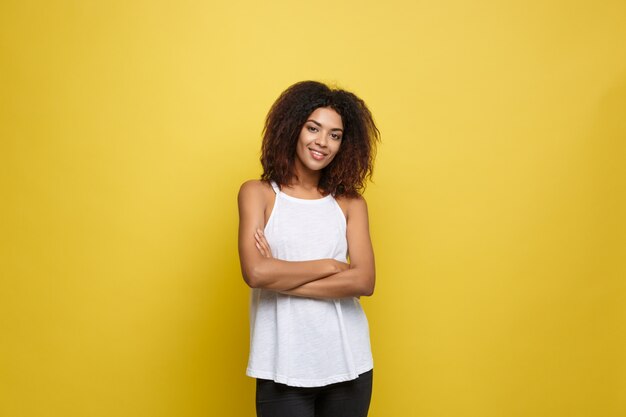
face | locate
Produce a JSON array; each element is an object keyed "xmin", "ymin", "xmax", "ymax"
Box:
[{"xmin": 295, "ymin": 107, "xmax": 344, "ymax": 173}]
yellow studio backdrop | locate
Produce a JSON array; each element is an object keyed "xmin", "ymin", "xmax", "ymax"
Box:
[{"xmin": 1, "ymin": 0, "xmax": 625, "ymax": 416}]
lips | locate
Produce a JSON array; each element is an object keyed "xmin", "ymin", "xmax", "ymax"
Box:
[{"xmin": 308, "ymin": 148, "xmax": 327, "ymax": 160}]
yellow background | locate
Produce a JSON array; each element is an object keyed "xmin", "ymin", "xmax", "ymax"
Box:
[{"xmin": 1, "ymin": 1, "xmax": 625, "ymax": 416}]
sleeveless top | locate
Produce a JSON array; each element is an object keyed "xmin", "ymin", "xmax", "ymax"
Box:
[{"xmin": 246, "ymin": 180, "xmax": 374, "ymax": 387}]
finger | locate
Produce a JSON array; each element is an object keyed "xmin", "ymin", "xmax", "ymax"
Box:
[
  {"xmin": 256, "ymin": 230, "xmax": 272, "ymax": 257},
  {"xmin": 254, "ymin": 231, "xmax": 264, "ymax": 245},
  {"xmin": 259, "ymin": 236, "xmax": 272, "ymax": 257},
  {"xmin": 254, "ymin": 233, "xmax": 271, "ymax": 258},
  {"xmin": 254, "ymin": 232, "xmax": 267, "ymax": 249},
  {"xmin": 257, "ymin": 234, "xmax": 269, "ymax": 250},
  {"xmin": 258, "ymin": 241, "xmax": 270, "ymax": 258},
  {"xmin": 255, "ymin": 241, "xmax": 268, "ymax": 257}
]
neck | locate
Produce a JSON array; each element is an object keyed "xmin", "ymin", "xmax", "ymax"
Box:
[{"xmin": 291, "ymin": 158, "xmax": 321, "ymax": 190}]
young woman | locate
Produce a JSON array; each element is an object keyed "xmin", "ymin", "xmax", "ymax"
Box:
[{"xmin": 237, "ymin": 80, "xmax": 380, "ymax": 417}]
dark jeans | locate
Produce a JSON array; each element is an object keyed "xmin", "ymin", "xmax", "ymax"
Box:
[{"xmin": 256, "ymin": 369, "xmax": 373, "ymax": 417}]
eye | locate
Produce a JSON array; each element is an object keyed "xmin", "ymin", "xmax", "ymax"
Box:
[
  {"xmin": 331, "ymin": 133, "xmax": 342, "ymax": 140},
  {"xmin": 307, "ymin": 126, "xmax": 318, "ymax": 132}
]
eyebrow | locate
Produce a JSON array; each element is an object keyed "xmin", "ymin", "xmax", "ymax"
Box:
[{"xmin": 307, "ymin": 119, "xmax": 344, "ymax": 132}]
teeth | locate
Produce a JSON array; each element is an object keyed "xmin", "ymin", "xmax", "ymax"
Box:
[{"xmin": 311, "ymin": 150, "xmax": 324, "ymax": 156}]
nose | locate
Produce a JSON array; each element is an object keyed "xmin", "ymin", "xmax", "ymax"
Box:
[{"xmin": 315, "ymin": 131, "xmax": 328, "ymax": 147}]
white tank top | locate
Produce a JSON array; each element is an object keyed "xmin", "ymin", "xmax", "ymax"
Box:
[{"xmin": 246, "ymin": 180, "xmax": 374, "ymax": 387}]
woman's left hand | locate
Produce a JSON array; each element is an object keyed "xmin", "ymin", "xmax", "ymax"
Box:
[{"xmin": 254, "ymin": 228, "xmax": 273, "ymax": 258}]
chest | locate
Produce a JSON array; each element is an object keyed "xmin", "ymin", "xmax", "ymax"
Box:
[{"xmin": 264, "ymin": 199, "xmax": 347, "ymax": 260}]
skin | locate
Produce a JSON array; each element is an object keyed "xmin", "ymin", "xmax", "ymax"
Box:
[{"xmin": 237, "ymin": 107, "xmax": 375, "ymax": 299}]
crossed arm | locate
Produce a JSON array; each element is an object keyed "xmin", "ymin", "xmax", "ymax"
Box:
[{"xmin": 237, "ymin": 180, "xmax": 375, "ymax": 300}]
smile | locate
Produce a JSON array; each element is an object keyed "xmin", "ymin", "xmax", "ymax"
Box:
[{"xmin": 308, "ymin": 148, "xmax": 327, "ymax": 160}]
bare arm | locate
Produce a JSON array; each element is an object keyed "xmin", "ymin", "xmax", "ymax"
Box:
[
  {"xmin": 256, "ymin": 195, "xmax": 375, "ymax": 300},
  {"xmin": 277, "ymin": 267, "xmax": 373, "ymax": 299},
  {"xmin": 237, "ymin": 180, "xmax": 348, "ymax": 291}
]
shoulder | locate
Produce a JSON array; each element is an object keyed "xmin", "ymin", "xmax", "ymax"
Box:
[
  {"xmin": 335, "ymin": 194, "xmax": 369, "ymax": 221},
  {"xmin": 335, "ymin": 193, "xmax": 368, "ymax": 206},
  {"xmin": 238, "ymin": 179, "xmax": 274, "ymax": 204}
]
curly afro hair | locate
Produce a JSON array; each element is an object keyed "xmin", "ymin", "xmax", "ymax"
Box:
[{"xmin": 260, "ymin": 80, "xmax": 380, "ymax": 198}]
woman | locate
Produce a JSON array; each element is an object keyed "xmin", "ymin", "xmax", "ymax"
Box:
[{"xmin": 237, "ymin": 80, "xmax": 380, "ymax": 417}]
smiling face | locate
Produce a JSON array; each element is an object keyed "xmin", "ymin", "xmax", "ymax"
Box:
[{"xmin": 294, "ymin": 107, "xmax": 344, "ymax": 175}]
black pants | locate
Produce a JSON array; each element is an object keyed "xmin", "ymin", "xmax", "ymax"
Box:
[{"xmin": 256, "ymin": 369, "xmax": 373, "ymax": 417}]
